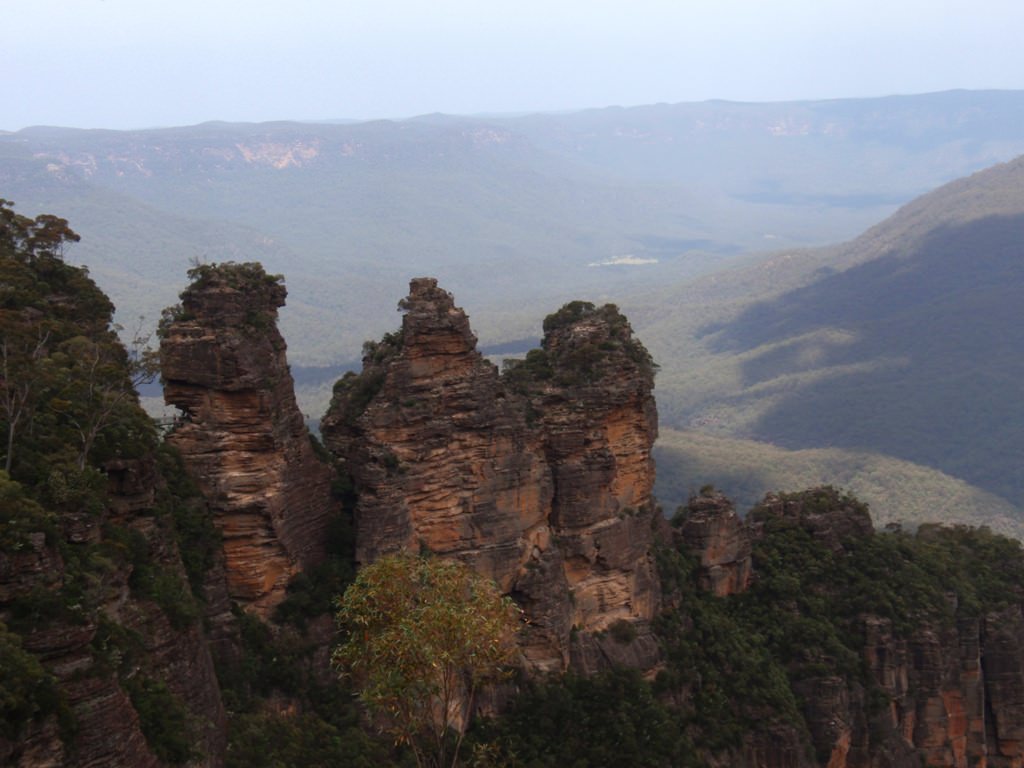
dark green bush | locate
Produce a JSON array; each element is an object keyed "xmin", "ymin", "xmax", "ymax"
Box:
[{"xmin": 124, "ymin": 676, "xmax": 197, "ymax": 764}]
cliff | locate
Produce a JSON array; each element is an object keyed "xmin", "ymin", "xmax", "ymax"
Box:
[
  {"xmin": 160, "ymin": 263, "xmax": 335, "ymax": 618},
  {"xmin": 0, "ymin": 218, "xmax": 226, "ymax": 767},
  {"xmin": 674, "ymin": 488, "xmax": 752, "ymax": 597},
  {"xmin": 10, "ymin": 223, "xmax": 1024, "ymax": 767},
  {"xmin": 670, "ymin": 486, "xmax": 1024, "ymax": 768},
  {"xmin": 321, "ymin": 279, "xmax": 661, "ymax": 672}
]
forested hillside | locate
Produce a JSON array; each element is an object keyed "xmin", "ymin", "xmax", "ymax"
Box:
[{"xmin": 637, "ymin": 156, "xmax": 1024, "ymax": 519}]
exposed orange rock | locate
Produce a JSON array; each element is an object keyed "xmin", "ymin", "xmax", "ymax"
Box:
[
  {"xmin": 322, "ymin": 279, "xmax": 660, "ymax": 672},
  {"xmin": 674, "ymin": 489, "xmax": 752, "ymax": 596},
  {"xmin": 161, "ymin": 263, "xmax": 334, "ymax": 617},
  {"xmin": 739, "ymin": 493, "xmax": 1024, "ymax": 768}
]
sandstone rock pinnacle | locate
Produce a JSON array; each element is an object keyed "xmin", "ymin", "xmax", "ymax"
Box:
[
  {"xmin": 160, "ymin": 262, "xmax": 334, "ymax": 618},
  {"xmin": 322, "ymin": 279, "xmax": 661, "ymax": 671}
]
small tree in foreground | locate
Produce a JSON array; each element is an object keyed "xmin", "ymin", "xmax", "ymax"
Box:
[{"xmin": 333, "ymin": 554, "xmax": 520, "ymax": 768}]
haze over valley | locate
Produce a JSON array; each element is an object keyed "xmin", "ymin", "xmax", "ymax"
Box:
[{"xmin": 3, "ymin": 89, "xmax": 1024, "ymax": 528}]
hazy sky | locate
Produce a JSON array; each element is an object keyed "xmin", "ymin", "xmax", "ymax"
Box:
[{"xmin": 5, "ymin": 0, "xmax": 1024, "ymax": 130}]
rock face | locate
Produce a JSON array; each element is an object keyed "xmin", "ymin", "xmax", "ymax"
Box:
[
  {"xmin": 160, "ymin": 263, "xmax": 334, "ymax": 617},
  {"xmin": 674, "ymin": 489, "xmax": 752, "ymax": 597},
  {"xmin": 529, "ymin": 301, "xmax": 661, "ymax": 644},
  {"xmin": 321, "ymin": 279, "xmax": 660, "ymax": 672},
  {"xmin": 0, "ymin": 458, "xmax": 226, "ymax": 768},
  {"xmin": 805, "ymin": 609, "xmax": 1024, "ymax": 768},
  {"xmin": 677, "ymin": 489, "xmax": 1024, "ymax": 768}
]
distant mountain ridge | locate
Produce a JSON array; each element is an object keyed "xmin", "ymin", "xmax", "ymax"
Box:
[{"xmin": 4, "ymin": 89, "xmax": 1024, "ymax": 371}]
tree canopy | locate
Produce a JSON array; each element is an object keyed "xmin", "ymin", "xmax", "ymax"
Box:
[{"xmin": 333, "ymin": 554, "xmax": 520, "ymax": 768}]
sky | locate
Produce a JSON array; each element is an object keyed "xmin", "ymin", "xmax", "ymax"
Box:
[{"xmin": 4, "ymin": 0, "xmax": 1024, "ymax": 131}]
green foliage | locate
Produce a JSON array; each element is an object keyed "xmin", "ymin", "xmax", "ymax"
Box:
[
  {"xmin": 0, "ymin": 472, "xmax": 57, "ymax": 553},
  {"xmin": 541, "ymin": 301, "xmax": 597, "ymax": 335},
  {"xmin": 500, "ymin": 349, "xmax": 553, "ymax": 395},
  {"xmin": 653, "ymin": 547, "xmax": 804, "ymax": 752},
  {"xmin": 218, "ymin": 610, "xmax": 310, "ymax": 710},
  {"xmin": 0, "ymin": 198, "xmax": 81, "ymax": 263},
  {"xmin": 185, "ymin": 260, "xmax": 284, "ymax": 296},
  {"xmin": 176, "ymin": 261, "xmax": 285, "ymax": 334},
  {"xmin": 0, "ymin": 202, "xmax": 218, "ymax": 763},
  {"xmin": 607, "ymin": 618, "xmax": 638, "ymax": 645},
  {"xmin": 0, "ymin": 622, "xmax": 62, "ymax": 740},
  {"xmin": 504, "ymin": 301, "xmax": 656, "ymax": 392},
  {"xmin": 90, "ymin": 614, "xmax": 145, "ymax": 678},
  {"xmin": 124, "ymin": 675, "xmax": 198, "ymax": 764},
  {"xmin": 542, "ymin": 302, "xmax": 656, "ymax": 385},
  {"xmin": 214, "ymin": 605, "xmax": 395, "ymax": 766},
  {"xmin": 467, "ymin": 669, "xmax": 697, "ymax": 768},
  {"xmin": 334, "ymin": 554, "xmax": 521, "ymax": 768},
  {"xmin": 330, "ymin": 370, "xmax": 386, "ymax": 426},
  {"xmin": 653, "ymin": 486, "xmax": 1024, "ymax": 761},
  {"xmin": 274, "ymin": 510, "xmax": 357, "ymax": 630},
  {"xmin": 362, "ymin": 329, "xmax": 405, "ymax": 364},
  {"xmin": 226, "ymin": 711, "xmax": 390, "ymax": 768},
  {"xmin": 0, "ymin": 200, "xmax": 151, "ymax": 482},
  {"xmin": 324, "ymin": 327, "xmax": 405, "ymax": 428},
  {"xmin": 155, "ymin": 443, "xmax": 220, "ymax": 597}
]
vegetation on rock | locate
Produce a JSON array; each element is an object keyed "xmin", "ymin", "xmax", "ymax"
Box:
[
  {"xmin": 502, "ymin": 301, "xmax": 657, "ymax": 396},
  {"xmin": 334, "ymin": 554, "xmax": 521, "ymax": 768},
  {"xmin": 7, "ymin": 198, "xmax": 1024, "ymax": 767},
  {"xmin": 0, "ymin": 201, "xmax": 211, "ymax": 764}
]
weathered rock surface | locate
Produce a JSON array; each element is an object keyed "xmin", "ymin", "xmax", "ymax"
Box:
[
  {"xmin": 322, "ymin": 279, "xmax": 660, "ymax": 672},
  {"xmin": 675, "ymin": 489, "xmax": 752, "ymax": 597},
  {"xmin": 706, "ymin": 491, "xmax": 1024, "ymax": 768},
  {"xmin": 530, "ymin": 301, "xmax": 661, "ymax": 642},
  {"xmin": 0, "ymin": 458, "xmax": 226, "ymax": 768},
  {"xmin": 161, "ymin": 264, "xmax": 334, "ymax": 617}
]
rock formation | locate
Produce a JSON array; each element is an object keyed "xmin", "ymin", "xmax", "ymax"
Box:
[
  {"xmin": 13, "ymin": 250, "xmax": 1024, "ymax": 767},
  {"xmin": 674, "ymin": 488, "xmax": 752, "ymax": 597},
  {"xmin": 160, "ymin": 263, "xmax": 334, "ymax": 617},
  {"xmin": 0, "ymin": 457, "xmax": 226, "ymax": 768},
  {"xmin": 676, "ymin": 487, "xmax": 1024, "ymax": 768},
  {"xmin": 321, "ymin": 279, "xmax": 660, "ymax": 672}
]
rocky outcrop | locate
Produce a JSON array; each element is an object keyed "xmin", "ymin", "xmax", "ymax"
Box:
[
  {"xmin": 529, "ymin": 301, "xmax": 660, "ymax": 645},
  {"xmin": 0, "ymin": 459, "xmax": 226, "ymax": 768},
  {"xmin": 321, "ymin": 279, "xmax": 660, "ymax": 672},
  {"xmin": 747, "ymin": 487, "xmax": 874, "ymax": 552},
  {"xmin": 720, "ymin": 493, "xmax": 1024, "ymax": 768},
  {"xmin": 981, "ymin": 605, "xmax": 1024, "ymax": 766},
  {"xmin": 160, "ymin": 263, "xmax": 334, "ymax": 617},
  {"xmin": 674, "ymin": 489, "xmax": 752, "ymax": 597}
]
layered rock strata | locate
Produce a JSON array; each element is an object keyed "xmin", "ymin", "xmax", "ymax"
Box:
[
  {"xmin": 798, "ymin": 609, "xmax": 1024, "ymax": 768},
  {"xmin": 321, "ymin": 279, "xmax": 660, "ymax": 671},
  {"xmin": 0, "ymin": 458, "xmax": 226, "ymax": 768},
  {"xmin": 674, "ymin": 489, "xmax": 752, "ymax": 597},
  {"xmin": 161, "ymin": 264, "xmax": 334, "ymax": 617},
  {"xmin": 678, "ymin": 490, "xmax": 1024, "ymax": 768}
]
